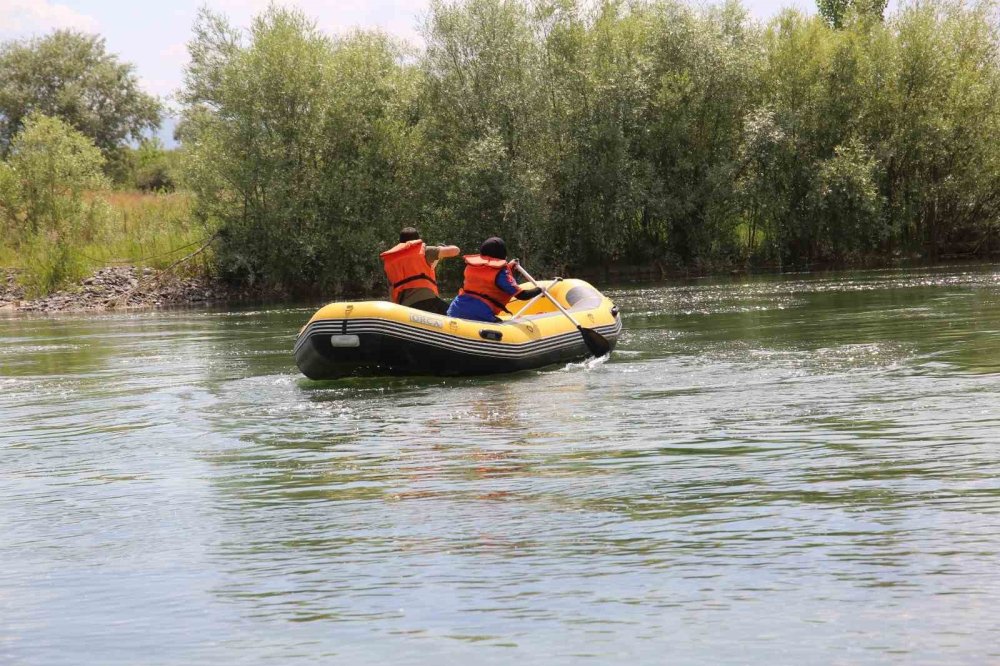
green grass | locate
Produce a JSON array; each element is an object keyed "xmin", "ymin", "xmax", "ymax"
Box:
[
  {"xmin": 1, "ymin": 190, "xmax": 211, "ymax": 297},
  {"xmin": 80, "ymin": 190, "xmax": 208, "ymax": 270}
]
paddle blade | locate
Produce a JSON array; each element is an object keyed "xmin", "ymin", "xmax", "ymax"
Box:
[{"xmin": 578, "ymin": 325, "xmax": 611, "ymax": 357}]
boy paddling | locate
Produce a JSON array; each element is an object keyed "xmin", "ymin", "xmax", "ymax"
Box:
[{"xmin": 379, "ymin": 227, "xmax": 459, "ymax": 315}]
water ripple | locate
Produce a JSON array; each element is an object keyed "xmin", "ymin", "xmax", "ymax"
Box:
[{"xmin": 2, "ymin": 266, "xmax": 1000, "ymax": 664}]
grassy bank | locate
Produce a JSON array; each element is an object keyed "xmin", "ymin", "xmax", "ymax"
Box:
[{"xmin": 0, "ymin": 190, "xmax": 209, "ymax": 298}]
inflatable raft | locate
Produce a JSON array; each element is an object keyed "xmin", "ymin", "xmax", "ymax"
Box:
[{"xmin": 294, "ymin": 278, "xmax": 621, "ymax": 379}]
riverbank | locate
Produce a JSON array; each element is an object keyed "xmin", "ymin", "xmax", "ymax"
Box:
[
  {"xmin": 0, "ymin": 266, "xmax": 237, "ymax": 313},
  {"xmin": 5, "ymin": 256, "xmax": 997, "ymax": 314}
]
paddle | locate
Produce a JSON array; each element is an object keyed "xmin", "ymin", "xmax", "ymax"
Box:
[{"xmin": 513, "ymin": 263, "xmax": 611, "ymax": 358}]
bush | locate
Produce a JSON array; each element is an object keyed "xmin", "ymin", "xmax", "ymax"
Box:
[
  {"xmin": 133, "ymin": 139, "xmax": 180, "ymax": 192},
  {"xmin": 0, "ymin": 115, "xmax": 201, "ymax": 295},
  {"xmin": 0, "ymin": 114, "xmax": 106, "ymax": 293},
  {"xmin": 103, "ymin": 139, "xmax": 181, "ymax": 192},
  {"xmin": 6, "ymin": 113, "xmax": 107, "ymax": 237}
]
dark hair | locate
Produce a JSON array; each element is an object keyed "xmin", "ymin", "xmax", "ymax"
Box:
[
  {"xmin": 480, "ymin": 236, "xmax": 507, "ymax": 260},
  {"xmin": 399, "ymin": 227, "xmax": 420, "ymax": 243}
]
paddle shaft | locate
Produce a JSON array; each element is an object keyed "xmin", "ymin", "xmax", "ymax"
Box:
[
  {"xmin": 513, "ymin": 264, "xmax": 611, "ymax": 357},
  {"xmin": 516, "ymin": 264, "xmax": 611, "ymax": 358},
  {"xmin": 510, "ymin": 290, "xmax": 546, "ymax": 319},
  {"xmin": 513, "ymin": 265, "xmax": 581, "ymax": 322}
]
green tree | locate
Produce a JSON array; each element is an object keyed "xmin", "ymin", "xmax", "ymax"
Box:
[
  {"xmin": 817, "ymin": 0, "xmax": 888, "ymax": 29},
  {"xmin": 874, "ymin": 0, "xmax": 1000, "ymax": 259},
  {"xmin": 639, "ymin": 0, "xmax": 763, "ymax": 268},
  {"xmin": 735, "ymin": 108, "xmax": 795, "ymax": 266},
  {"xmin": 172, "ymin": 0, "xmax": 1000, "ymax": 293},
  {"xmin": 806, "ymin": 139, "xmax": 883, "ymax": 260},
  {"xmin": 6, "ymin": 112, "xmax": 106, "ymax": 236},
  {"xmin": 181, "ymin": 6, "xmax": 423, "ymax": 293},
  {"xmin": 133, "ymin": 138, "xmax": 180, "ymax": 192},
  {"xmin": 0, "ymin": 31, "xmax": 161, "ymax": 157},
  {"xmin": 536, "ymin": 0, "xmax": 657, "ymax": 268},
  {"xmin": 2, "ymin": 112, "xmax": 108, "ymax": 293},
  {"xmin": 420, "ymin": 0, "xmax": 552, "ymax": 260}
]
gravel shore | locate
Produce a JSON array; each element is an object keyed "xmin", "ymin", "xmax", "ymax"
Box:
[{"xmin": 0, "ymin": 267, "xmax": 237, "ymax": 313}]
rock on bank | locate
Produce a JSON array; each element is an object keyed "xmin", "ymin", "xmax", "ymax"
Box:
[{"xmin": 0, "ymin": 267, "xmax": 235, "ymax": 313}]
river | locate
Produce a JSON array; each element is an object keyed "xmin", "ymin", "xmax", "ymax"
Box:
[{"xmin": 2, "ymin": 265, "xmax": 999, "ymax": 664}]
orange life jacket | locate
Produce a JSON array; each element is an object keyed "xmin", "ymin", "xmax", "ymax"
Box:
[
  {"xmin": 459, "ymin": 254, "xmax": 517, "ymax": 314},
  {"xmin": 380, "ymin": 240, "xmax": 438, "ymax": 303}
]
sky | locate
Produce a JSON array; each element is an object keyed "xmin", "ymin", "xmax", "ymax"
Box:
[{"xmin": 1, "ymin": 0, "xmax": 814, "ymax": 142}]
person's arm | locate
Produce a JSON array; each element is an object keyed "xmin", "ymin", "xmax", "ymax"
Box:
[
  {"xmin": 514, "ymin": 287, "xmax": 542, "ymax": 300},
  {"xmin": 425, "ymin": 245, "xmax": 459, "ymax": 269},
  {"xmin": 495, "ymin": 266, "xmax": 542, "ymax": 300},
  {"xmin": 426, "ymin": 245, "xmax": 460, "ymax": 260}
]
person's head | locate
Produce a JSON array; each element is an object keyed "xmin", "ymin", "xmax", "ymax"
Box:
[
  {"xmin": 399, "ymin": 227, "xmax": 421, "ymax": 243},
  {"xmin": 480, "ymin": 236, "xmax": 507, "ymax": 260}
]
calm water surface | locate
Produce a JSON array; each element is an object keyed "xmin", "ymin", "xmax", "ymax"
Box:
[{"xmin": 2, "ymin": 266, "xmax": 999, "ymax": 664}]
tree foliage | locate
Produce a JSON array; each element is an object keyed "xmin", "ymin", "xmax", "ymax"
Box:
[
  {"xmin": 3, "ymin": 112, "xmax": 106, "ymax": 236},
  {"xmin": 0, "ymin": 113, "xmax": 108, "ymax": 293},
  {"xmin": 179, "ymin": 0, "xmax": 1000, "ymax": 295},
  {"xmin": 817, "ymin": 0, "xmax": 889, "ymax": 29},
  {"xmin": 180, "ymin": 7, "xmax": 423, "ymax": 293},
  {"xmin": 109, "ymin": 138, "xmax": 182, "ymax": 192},
  {"xmin": 0, "ymin": 31, "xmax": 161, "ymax": 158}
]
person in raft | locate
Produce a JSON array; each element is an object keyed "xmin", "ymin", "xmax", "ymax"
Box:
[
  {"xmin": 380, "ymin": 227, "xmax": 460, "ymax": 315},
  {"xmin": 446, "ymin": 236, "xmax": 543, "ymax": 323}
]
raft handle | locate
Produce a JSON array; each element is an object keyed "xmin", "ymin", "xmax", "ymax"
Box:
[
  {"xmin": 330, "ymin": 335, "xmax": 360, "ymax": 348},
  {"xmin": 479, "ymin": 329, "xmax": 503, "ymax": 341}
]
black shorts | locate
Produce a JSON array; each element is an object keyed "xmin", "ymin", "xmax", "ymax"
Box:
[{"xmin": 408, "ymin": 297, "xmax": 450, "ymax": 315}]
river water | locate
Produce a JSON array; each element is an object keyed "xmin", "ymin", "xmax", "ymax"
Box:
[{"xmin": 2, "ymin": 266, "xmax": 999, "ymax": 664}]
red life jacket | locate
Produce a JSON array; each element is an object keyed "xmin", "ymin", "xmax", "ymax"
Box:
[
  {"xmin": 380, "ymin": 240, "xmax": 438, "ymax": 303},
  {"xmin": 459, "ymin": 254, "xmax": 517, "ymax": 315}
]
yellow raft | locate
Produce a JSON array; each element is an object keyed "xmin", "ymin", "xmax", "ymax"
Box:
[{"xmin": 294, "ymin": 278, "xmax": 621, "ymax": 379}]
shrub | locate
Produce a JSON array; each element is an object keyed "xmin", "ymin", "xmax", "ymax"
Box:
[{"xmin": 6, "ymin": 112, "xmax": 106, "ymax": 235}]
